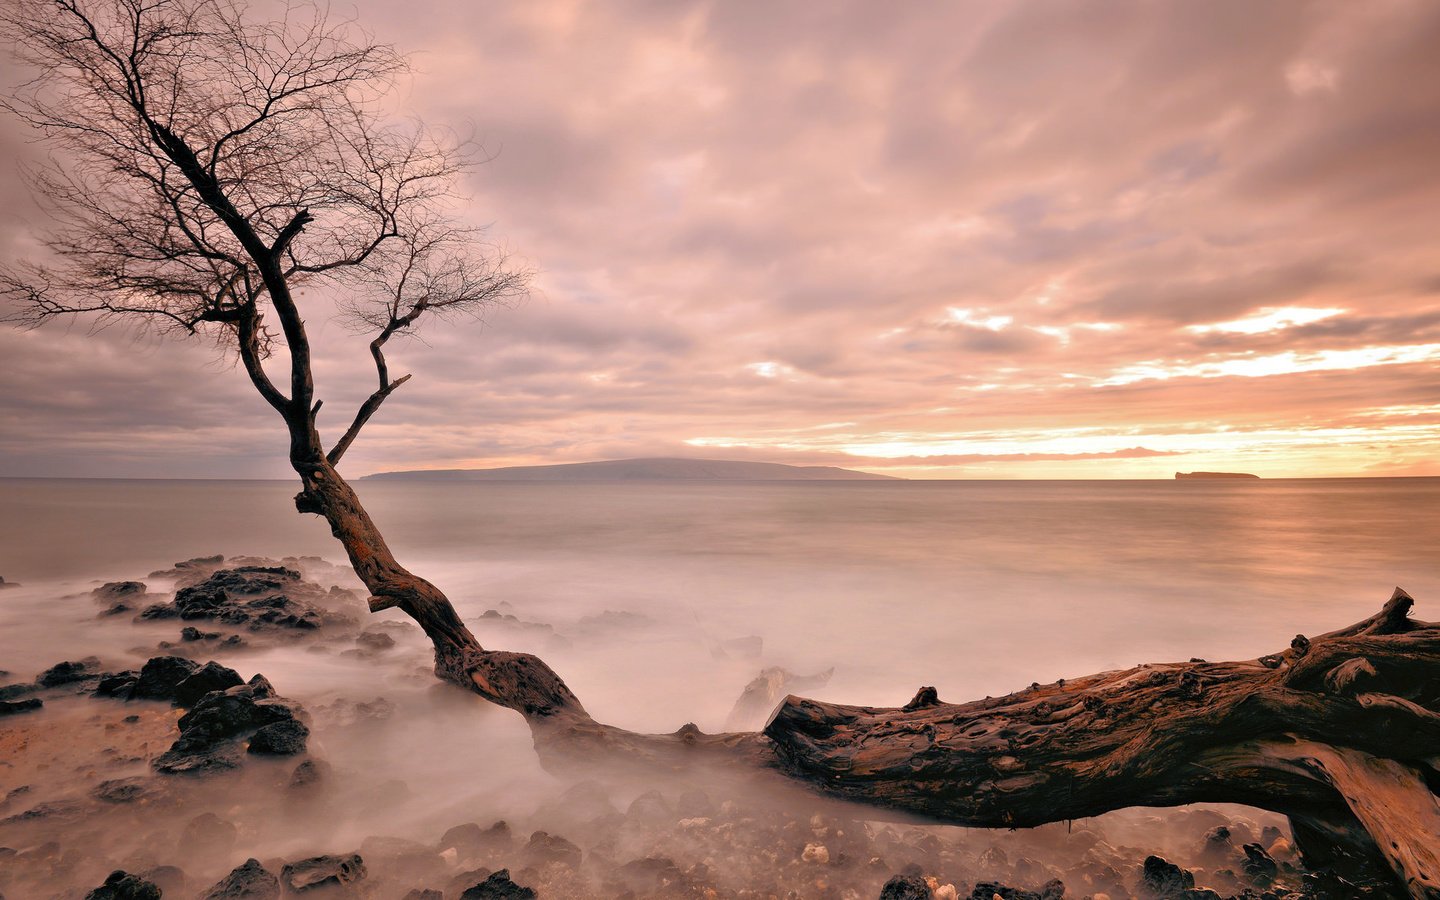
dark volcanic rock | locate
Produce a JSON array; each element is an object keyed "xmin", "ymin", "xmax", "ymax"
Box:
[
  {"xmin": 149, "ymin": 554, "xmax": 225, "ymax": 581},
  {"xmin": 880, "ymin": 873, "xmax": 933, "ymax": 899},
  {"xmin": 0, "ymin": 697, "xmax": 42, "ymax": 716},
  {"xmin": 1140, "ymin": 855, "xmax": 1196, "ymax": 898},
  {"xmin": 95, "ymin": 671, "xmax": 140, "ymax": 698},
  {"xmin": 201, "ymin": 858, "xmax": 279, "ymax": 899},
  {"xmin": 967, "ymin": 880, "xmax": 1064, "ymax": 900},
  {"xmin": 401, "ymin": 890, "xmax": 442, "ymax": 900},
  {"xmin": 131, "ymin": 655, "xmax": 201, "ymax": 700},
  {"xmin": 248, "ymin": 718, "xmax": 309, "ymax": 755},
  {"xmin": 1241, "ymin": 841, "xmax": 1278, "ymax": 885},
  {"xmin": 84, "ymin": 870, "xmax": 162, "ymax": 900},
  {"xmin": 93, "ymin": 581, "xmax": 147, "ymax": 603},
  {"xmin": 154, "ymin": 674, "xmax": 306, "ymax": 774},
  {"xmin": 279, "ymin": 852, "xmax": 366, "ymax": 893},
  {"xmin": 139, "ymin": 565, "xmax": 357, "ymax": 634},
  {"xmin": 523, "ymin": 830, "xmax": 581, "ymax": 868},
  {"xmin": 459, "ymin": 868, "xmax": 536, "ymax": 900},
  {"xmin": 174, "ymin": 661, "xmax": 245, "ymax": 707},
  {"xmin": 0, "ymin": 681, "xmax": 36, "ymax": 700},
  {"xmin": 36, "ymin": 657, "xmax": 101, "ymax": 687},
  {"xmin": 438, "ymin": 820, "xmax": 513, "ymax": 859}
]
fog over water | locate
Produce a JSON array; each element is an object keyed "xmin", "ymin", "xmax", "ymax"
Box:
[
  {"xmin": 0, "ymin": 476, "xmax": 1435, "ymax": 896},
  {"xmin": 3, "ymin": 477, "xmax": 1435, "ymax": 719}
]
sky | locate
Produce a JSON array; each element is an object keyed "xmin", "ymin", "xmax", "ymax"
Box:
[{"xmin": 2, "ymin": 0, "xmax": 1439, "ymax": 479}]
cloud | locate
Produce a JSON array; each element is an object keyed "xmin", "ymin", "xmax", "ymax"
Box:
[{"xmin": 2, "ymin": 0, "xmax": 1440, "ymax": 477}]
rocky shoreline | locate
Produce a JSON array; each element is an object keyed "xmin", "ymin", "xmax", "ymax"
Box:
[{"xmin": 0, "ymin": 558, "xmax": 1400, "ymax": 899}]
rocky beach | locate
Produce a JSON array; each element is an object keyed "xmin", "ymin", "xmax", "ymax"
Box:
[{"xmin": 0, "ymin": 554, "xmax": 1397, "ymax": 900}]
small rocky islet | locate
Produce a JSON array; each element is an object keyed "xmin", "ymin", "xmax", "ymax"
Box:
[{"xmin": 0, "ymin": 557, "xmax": 1391, "ymax": 899}]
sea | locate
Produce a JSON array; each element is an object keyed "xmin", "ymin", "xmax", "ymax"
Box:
[{"xmin": 0, "ymin": 475, "xmax": 1435, "ymax": 848}]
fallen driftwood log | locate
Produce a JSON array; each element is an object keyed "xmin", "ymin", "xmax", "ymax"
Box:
[{"xmin": 401, "ymin": 585, "xmax": 1439, "ymax": 899}]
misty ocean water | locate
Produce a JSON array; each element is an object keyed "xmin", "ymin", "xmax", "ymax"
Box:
[
  {"xmin": 0, "ymin": 476, "xmax": 1436, "ymax": 889},
  {"xmin": 2, "ymin": 477, "xmax": 1437, "ymax": 723}
]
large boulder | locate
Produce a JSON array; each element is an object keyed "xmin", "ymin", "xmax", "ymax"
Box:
[
  {"xmin": 0, "ymin": 698, "xmax": 42, "ymax": 716},
  {"xmin": 880, "ymin": 873, "xmax": 933, "ymax": 899},
  {"xmin": 130, "ymin": 655, "xmax": 202, "ymax": 700},
  {"xmin": 201, "ymin": 858, "xmax": 280, "ymax": 899},
  {"xmin": 1139, "ymin": 855, "xmax": 1196, "ymax": 898},
  {"xmin": 138, "ymin": 565, "xmax": 356, "ymax": 633},
  {"xmin": 459, "ymin": 869, "xmax": 535, "ymax": 899},
  {"xmin": 247, "ymin": 719, "xmax": 309, "ymax": 755},
  {"xmin": 92, "ymin": 581, "xmax": 148, "ymax": 615},
  {"xmin": 153, "ymin": 674, "xmax": 307, "ymax": 774},
  {"xmin": 84, "ymin": 870, "xmax": 161, "ymax": 900},
  {"xmin": 279, "ymin": 853, "xmax": 366, "ymax": 893},
  {"xmin": 173, "ymin": 661, "xmax": 245, "ymax": 707},
  {"xmin": 35, "ymin": 657, "xmax": 101, "ymax": 688}
]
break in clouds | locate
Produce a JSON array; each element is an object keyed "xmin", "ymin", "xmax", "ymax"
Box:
[{"xmin": 3, "ymin": 0, "xmax": 1440, "ymax": 478}]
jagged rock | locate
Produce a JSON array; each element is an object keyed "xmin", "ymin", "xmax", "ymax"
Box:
[
  {"xmin": 150, "ymin": 554, "xmax": 225, "ymax": 581},
  {"xmin": 174, "ymin": 661, "xmax": 245, "ymax": 706},
  {"xmin": 0, "ymin": 698, "xmax": 41, "ymax": 716},
  {"xmin": 1139, "ymin": 855, "xmax": 1195, "ymax": 898},
  {"xmin": 1241, "ymin": 842, "xmax": 1278, "ymax": 885},
  {"xmin": 279, "ymin": 853, "xmax": 365, "ymax": 893},
  {"xmin": 154, "ymin": 674, "xmax": 305, "ymax": 774},
  {"xmin": 966, "ymin": 882, "xmax": 1061, "ymax": 900},
  {"xmin": 0, "ymin": 681, "xmax": 35, "ymax": 700},
  {"xmin": 1199, "ymin": 825, "xmax": 1234, "ymax": 862},
  {"xmin": 153, "ymin": 742, "xmax": 244, "ymax": 774},
  {"xmin": 437, "ymin": 822, "xmax": 494, "ymax": 859},
  {"xmin": 880, "ymin": 873, "xmax": 933, "ymax": 899},
  {"xmin": 459, "ymin": 869, "xmax": 535, "ymax": 899},
  {"xmin": 139, "ymin": 565, "xmax": 356, "ymax": 633},
  {"xmin": 247, "ymin": 719, "xmax": 309, "ymax": 755},
  {"xmin": 401, "ymin": 891, "xmax": 442, "ymax": 900},
  {"xmin": 725, "ymin": 666, "xmax": 838, "ymax": 730},
  {"xmin": 522, "ymin": 830, "xmax": 581, "ymax": 868},
  {"xmin": 131, "ymin": 655, "xmax": 201, "ymax": 700},
  {"xmin": 93, "ymin": 581, "xmax": 147, "ymax": 603},
  {"xmin": 84, "ymin": 870, "xmax": 161, "ymax": 900},
  {"xmin": 354, "ymin": 629, "xmax": 394, "ymax": 652},
  {"xmin": 201, "ymin": 857, "xmax": 281, "ymax": 899},
  {"xmin": 95, "ymin": 672, "xmax": 139, "ymax": 698},
  {"xmin": 36, "ymin": 657, "xmax": 101, "ymax": 687},
  {"xmin": 181, "ymin": 625, "xmax": 223, "ymax": 641}
]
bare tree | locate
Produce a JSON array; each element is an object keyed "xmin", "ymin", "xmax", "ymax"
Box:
[{"xmin": 3, "ymin": 3, "xmax": 1438, "ymax": 898}]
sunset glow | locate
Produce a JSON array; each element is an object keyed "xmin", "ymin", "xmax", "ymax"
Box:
[{"xmin": 2, "ymin": 1, "xmax": 1439, "ymax": 479}]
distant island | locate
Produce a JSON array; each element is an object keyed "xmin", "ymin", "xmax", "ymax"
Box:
[
  {"xmin": 1175, "ymin": 471, "xmax": 1260, "ymax": 480},
  {"xmin": 363, "ymin": 457, "xmax": 902, "ymax": 482}
]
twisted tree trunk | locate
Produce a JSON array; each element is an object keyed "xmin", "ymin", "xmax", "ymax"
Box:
[{"xmin": 761, "ymin": 590, "xmax": 1440, "ymax": 898}]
